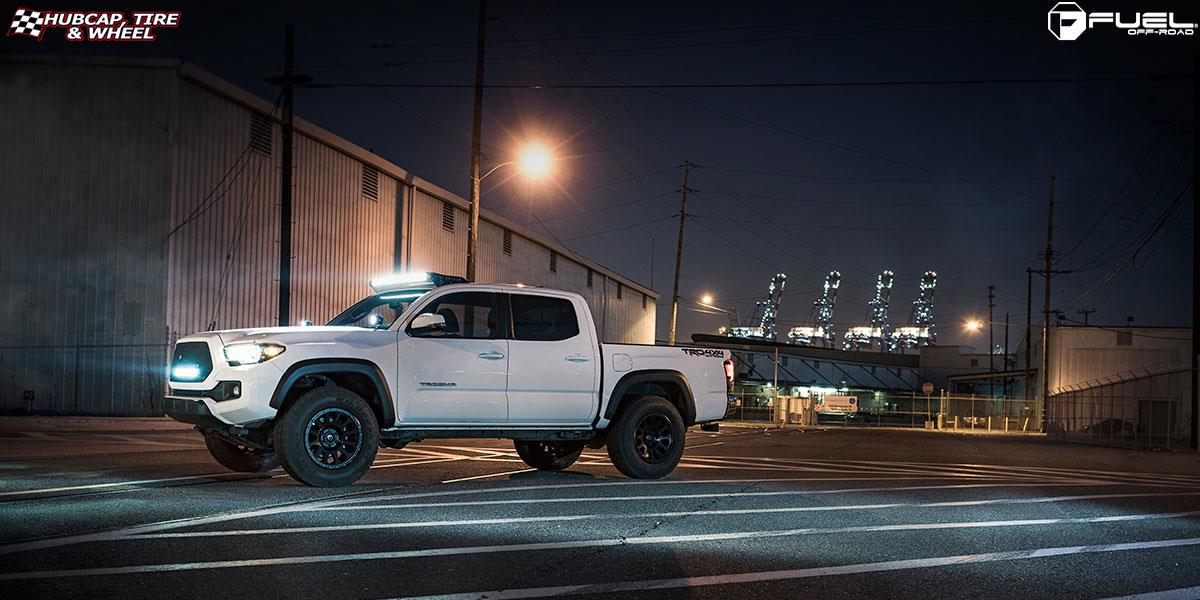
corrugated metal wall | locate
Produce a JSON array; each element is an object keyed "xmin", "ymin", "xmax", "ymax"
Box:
[
  {"xmin": 0, "ymin": 57, "xmax": 656, "ymax": 415},
  {"xmin": 1048, "ymin": 327, "xmax": 1189, "ymax": 393},
  {"xmin": 0, "ymin": 61, "xmax": 175, "ymax": 415},
  {"xmin": 166, "ymin": 77, "xmax": 280, "ymax": 335}
]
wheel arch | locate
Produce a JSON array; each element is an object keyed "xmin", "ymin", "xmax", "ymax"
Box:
[
  {"xmin": 603, "ymin": 370, "xmax": 697, "ymax": 426},
  {"xmin": 269, "ymin": 359, "xmax": 395, "ymax": 427}
]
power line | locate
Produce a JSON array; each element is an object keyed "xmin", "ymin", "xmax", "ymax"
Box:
[
  {"xmin": 688, "ymin": 214, "xmax": 1045, "ymax": 232},
  {"xmin": 314, "ymin": 13, "xmax": 1027, "ymax": 66},
  {"xmin": 311, "ymin": 75, "xmax": 1162, "ymax": 90},
  {"xmin": 350, "ymin": 5, "xmax": 1029, "ymax": 49},
  {"xmin": 561, "ymin": 214, "xmax": 679, "ymax": 241},
  {"xmin": 1059, "ymin": 129, "xmax": 1169, "ymax": 261},
  {"xmin": 292, "ymin": 31, "xmax": 476, "ymax": 144}
]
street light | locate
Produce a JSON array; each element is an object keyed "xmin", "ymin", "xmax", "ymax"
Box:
[
  {"xmin": 700, "ymin": 293, "xmax": 714, "ymax": 306},
  {"xmin": 467, "ymin": 143, "xmax": 555, "ymax": 282},
  {"xmin": 964, "ymin": 319, "xmax": 983, "ymax": 333}
]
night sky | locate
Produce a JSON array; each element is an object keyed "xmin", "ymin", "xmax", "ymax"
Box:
[{"xmin": 9, "ymin": 0, "xmax": 1195, "ymax": 349}]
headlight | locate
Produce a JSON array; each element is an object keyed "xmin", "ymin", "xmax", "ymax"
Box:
[{"xmin": 224, "ymin": 342, "xmax": 286, "ymax": 366}]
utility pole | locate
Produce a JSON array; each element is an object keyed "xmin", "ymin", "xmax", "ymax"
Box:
[
  {"xmin": 1192, "ymin": 50, "xmax": 1199, "ymax": 450},
  {"xmin": 1004, "ymin": 312, "xmax": 1011, "ymax": 398},
  {"xmin": 1041, "ymin": 175, "xmax": 1055, "ymax": 426},
  {"xmin": 1025, "ymin": 268, "xmax": 1032, "ymax": 373},
  {"xmin": 1077, "ymin": 308, "xmax": 1095, "ymax": 326},
  {"xmin": 667, "ymin": 161, "xmax": 693, "ymax": 346},
  {"xmin": 267, "ymin": 25, "xmax": 310, "ymax": 326},
  {"xmin": 465, "ymin": 0, "xmax": 488, "ymax": 282},
  {"xmin": 988, "ymin": 285, "xmax": 995, "ymax": 397}
]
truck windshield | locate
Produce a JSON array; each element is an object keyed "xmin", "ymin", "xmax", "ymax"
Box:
[{"xmin": 327, "ymin": 290, "xmax": 427, "ymax": 329}]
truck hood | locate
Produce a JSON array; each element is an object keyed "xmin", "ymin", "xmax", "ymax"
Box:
[{"xmin": 198, "ymin": 326, "xmax": 372, "ymax": 346}]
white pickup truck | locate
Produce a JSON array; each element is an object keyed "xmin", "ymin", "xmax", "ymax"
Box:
[{"xmin": 164, "ymin": 272, "xmax": 735, "ymax": 487}]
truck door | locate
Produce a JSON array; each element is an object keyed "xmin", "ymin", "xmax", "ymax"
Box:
[
  {"xmin": 397, "ymin": 291, "xmax": 508, "ymax": 424},
  {"xmin": 505, "ymin": 293, "xmax": 598, "ymax": 425}
]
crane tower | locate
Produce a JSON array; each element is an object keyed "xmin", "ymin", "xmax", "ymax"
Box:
[{"xmin": 787, "ymin": 271, "xmax": 840, "ymax": 347}]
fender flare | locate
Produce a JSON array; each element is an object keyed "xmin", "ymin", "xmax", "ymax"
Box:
[
  {"xmin": 269, "ymin": 359, "xmax": 395, "ymax": 426},
  {"xmin": 602, "ymin": 370, "xmax": 697, "ymax": 426}
]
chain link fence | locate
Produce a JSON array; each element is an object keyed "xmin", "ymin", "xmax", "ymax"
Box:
[
  {"xmin": 1046, "ymin": 368, "xmax": 1193, "ymax": 450},
  {"xmin": 728, "ymin": 384, "xmax": 1041, "ymax": 433}
]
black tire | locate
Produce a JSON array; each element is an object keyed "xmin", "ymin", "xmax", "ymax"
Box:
[
  {"xmin": 273, "ymin": 386, "xmax": 379, "ymax": 487},
  {"xmin": 606, "ymin": 396, "xmax": 686, "ymax": 479},
  {"xmin": 514, "ymin": 440, "xmax": 584, "ymax": 471},
  {"xmin": 203, "ymin": 432, "xmax": 278, "ymax": 473}
]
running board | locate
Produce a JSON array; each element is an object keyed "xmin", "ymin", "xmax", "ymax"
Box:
[{"xmin": 379, "ymin": 427, "xmax": 597, "ymax": 445}]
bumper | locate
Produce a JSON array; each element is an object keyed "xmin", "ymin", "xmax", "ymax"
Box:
[
  {"xmin": 167, "ymin": 336, "xmax": 285, "ymax": 426},
  {"xmin": 163, "ymin": 396, "xmax": 227, "ymax": 428}
]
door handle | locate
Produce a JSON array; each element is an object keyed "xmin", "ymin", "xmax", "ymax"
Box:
[
  {"xmin": 565, "ymin": 354, "xmax": 590, "ymax": 363},
  {"xmin": 478, "ymin": 351, "xmax": 506, "ymax": 360}
]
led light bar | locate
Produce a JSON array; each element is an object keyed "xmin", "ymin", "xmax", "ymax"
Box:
[{"xmin": 369, "ymin": 271, "xmax": 466, "ymax": 292}]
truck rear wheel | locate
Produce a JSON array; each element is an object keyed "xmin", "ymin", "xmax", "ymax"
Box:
[
  {"xmin": 514, "ymin": 440, "xmax": 584, "ymax": 471},
  {"xmin": 606, "ymin": 396, "xmax": 686, "ymax": 479},
  {"xmin": 203, "ymin": 432, "xmax": 277, "ymax": 473},
  {"xmin": 274, "ymin": 386, "xmax": 379, "ymax": 487}
]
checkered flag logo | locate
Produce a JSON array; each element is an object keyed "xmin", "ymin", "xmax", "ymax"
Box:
[{"xmin": 8, "ymin": 8, "xmax": 45, "ymax": 38}]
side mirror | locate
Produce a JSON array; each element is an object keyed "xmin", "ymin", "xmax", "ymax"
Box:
[{"xmin": 409, "ymin": 312, "xmax": 446, "ymax": 335}]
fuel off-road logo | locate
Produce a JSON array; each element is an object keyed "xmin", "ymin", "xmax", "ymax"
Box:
[
  {"xmin": 1047, "ymin": 3, "xmax": 1194, "ymax": 40},
  {"xmin": 7, "ymin": 8, "xmax": 180, "ymax": 42}
]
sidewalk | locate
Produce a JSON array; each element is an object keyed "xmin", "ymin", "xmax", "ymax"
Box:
[{"xmin": 0, "ymin": 415, "xmax": 191, "ymax": 434}]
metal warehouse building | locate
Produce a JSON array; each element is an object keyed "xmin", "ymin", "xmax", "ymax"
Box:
[{"xmin": 0, "ymin": 55, "xmax": 657, "ymax": 416}]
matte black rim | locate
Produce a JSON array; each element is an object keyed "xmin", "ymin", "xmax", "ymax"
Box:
[
  {"xmin": 304, "ymin": 407, "xmax": 363, "ymax": 470},
  {"xmin": 634, "ymin": 413, "xmax": 674, "ymax": 464}
]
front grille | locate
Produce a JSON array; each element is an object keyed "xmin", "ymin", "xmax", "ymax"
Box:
[{"xmin": 170, "ymin": 342, "xmax": 214, "ymax": 382}]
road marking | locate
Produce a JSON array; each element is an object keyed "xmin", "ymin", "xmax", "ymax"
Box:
[
  {"xmin": 834, "ymin": 459, "xmax": 1200, "ymax": 486},
  {"xmin": 0, "ymin": 472, "xmax": 263, "ymax": 498},
  {"xmin": 387, "ymin": 537, "xmax": 1200, "ymax": 600},
  {"xmin": 1100, "ymin": 586, "xmax": 1200, "ymax": 600},
  {"xmin": 684, "ymin": 441, "xmax": 724, "ymax": 450},
  {"xmin": 298, "ymin": 480, "xmax": 1110, "ymax": 512},
  {"xmin": 124, "ymin": 491, "xmax": 1200, "ymax": 540},
  {"xmin": 3, "ymin": 511, "xmax": 1196, "ymax": 580},
  {"xmin": 0, "ymin": 475, "xmax": 1122, "ymax": 556},
  {"xmin": 440, "ymin": 469, "xmax": 537, "ymax": 484}
]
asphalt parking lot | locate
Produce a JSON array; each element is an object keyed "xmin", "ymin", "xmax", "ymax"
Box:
[{"xmin": 1, "ymin": 419, "xmax": 1199, "ymax": 599}]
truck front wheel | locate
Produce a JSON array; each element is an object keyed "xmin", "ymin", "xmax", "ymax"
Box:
[
  {"xmin": 203, "ymin": 432, "xmax": 277, "ymax": 473},
  {"xmin": 606, "ymin": 396, "xmax": 686, "ymax": 479},
  {"xmin": 273, "ymin": 386, "xmax": 379, "ymax": 487},
  {"xmin": 514, "ymin": 440, "xmax": 584, "ymax": 471}
]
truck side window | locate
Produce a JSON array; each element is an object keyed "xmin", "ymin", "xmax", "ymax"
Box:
[
  {"xmin": 510, "ymin": 294, "xmax": 579, "ymax": 341},
  {"xmin": 411, "ymin": 292, "xmax": 497, "ymax": 339}
]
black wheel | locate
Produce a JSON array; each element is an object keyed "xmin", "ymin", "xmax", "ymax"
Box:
[
  {"xmin": 514, "ymin": 440, "xmax": 584, "ymax": 471},
  {"xmin": 203, "ymin": 431, "xmax": 277, "ymax": 473},
  {"xmin": 274, "ymin": 386, "xmax": 379, "ymax": 487},
  {"xmin": 606, "ymin": 396, "xmax": 686, "ymax": 479}
]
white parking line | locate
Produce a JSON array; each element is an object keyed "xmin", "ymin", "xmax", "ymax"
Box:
[
  {"xmin": 388, "ymin": 537, "xmax": 1200, "ymax": 600},
  {"xmin": 3, "ymin": 511, "xmax": 1196, "ymax": 580},
  {"xmin": 0, "ymin": 471, "xmax": 263, "ymax": 498},
  {"xmin": 440, "ymin": 469, "xmax": 537, "ymax": 484},
  {"xmin": 308, "ymin": 480, "xmax": 1116, "ymax": 511},
  {"xmin": 123, "ymin": 490, "xmax": 1200, "ymax": 540}
]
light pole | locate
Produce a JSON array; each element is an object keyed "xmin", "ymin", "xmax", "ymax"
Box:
[{"xmin": 465, "ymin": 144, "xmax": 553, "ymax": 281}]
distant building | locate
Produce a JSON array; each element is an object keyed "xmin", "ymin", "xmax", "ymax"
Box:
[{"xmin": 0, "ymin": 56, "xmax": 656, "ymax": 415}]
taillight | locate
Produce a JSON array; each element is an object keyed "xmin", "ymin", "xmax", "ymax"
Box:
[{"xmin": 723, "ymin": 357, "xmax": 735, "ymax": 391}]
